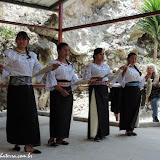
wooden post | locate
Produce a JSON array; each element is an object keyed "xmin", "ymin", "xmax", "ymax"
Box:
[{"xmin": 58, "ymin": 1, "xmax": 63, "ymax": 43}]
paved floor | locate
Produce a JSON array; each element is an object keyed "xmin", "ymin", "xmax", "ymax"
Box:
[{"xmin": 0, "ymin": 116, "xmax": 160, "ymax": 160}]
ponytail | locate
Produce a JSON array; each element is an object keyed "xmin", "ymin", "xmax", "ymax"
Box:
[{"xmin": 26, "ymin": 47, "xmax": 31, "ymax": 59}]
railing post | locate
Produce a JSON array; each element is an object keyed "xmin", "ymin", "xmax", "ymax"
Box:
[{"xmin": 58, "ymin": 1, "xmax": 63, "ymax": 43}]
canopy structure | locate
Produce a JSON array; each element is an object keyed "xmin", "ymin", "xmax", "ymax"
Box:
[
  {"xmin": 0, "ymin": 0, "xmax": 160, "ymax": 43},
  {"xmin": 0, "ymin": 0, "xmax": 76, "ymax": 11},
  {"xmin": 0, "ymin": 0, "xmax": 160, "ymax": 88},
  {"xmin": 0, "ymin": 0, "xmax": 77, "ymax": 43}
]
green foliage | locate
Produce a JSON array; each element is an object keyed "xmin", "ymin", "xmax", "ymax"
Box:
[
  {"xmin": 137, "ymin": 0, "xmax": 160, "ymax": 42},
  {"xmin": 0, "ymin": 25, "xmax": 16, "ymax": 40},
  {"xmin": 147, "ymin": 43, "xmax": 154, "ymax": 51},
  {"xmin": 155, "ymin": 59, "xmax": 160, "ymax": 73}
]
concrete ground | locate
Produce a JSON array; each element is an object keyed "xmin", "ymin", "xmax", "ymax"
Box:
[{"xmin": 0, "ymin": 116, "xmax": 160, "ymax": 160}]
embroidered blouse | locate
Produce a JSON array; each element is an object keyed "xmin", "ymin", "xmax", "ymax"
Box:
[
  {"xmin": 117, "ymin": 67, "xmax": 145, "ymax": 89},
  {"xmin": 83, "ymin": 62, "xmax": 113, "ymax": 81},
  {"xmin": 46, "ymin": 60, "xmax": 79, "ymax": 90},
  {"xmin": 1, "ymin": 49, "xmax": 43, "ymax": 83}
]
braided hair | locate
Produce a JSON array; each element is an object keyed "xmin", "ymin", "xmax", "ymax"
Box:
[
  {"xmin": 16, "ymin": 31, "xmax": 31, "ymax": 59},
  {"xmin": 127, "ymin": 52, "xmax": 142, "ymax": 76}
]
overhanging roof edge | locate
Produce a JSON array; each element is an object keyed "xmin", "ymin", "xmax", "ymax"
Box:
[
  {"xmin": 0, "ymin": 0, "xmax": 61, "ymax": 11},
  {"xmin": 49, "ymin": 0, "xmax": 68, "ymax": 10}
]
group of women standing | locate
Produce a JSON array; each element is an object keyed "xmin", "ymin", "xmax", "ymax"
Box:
[{"xmin": 0, "ymin": 31, "xmax": 152, "ymax": 154}]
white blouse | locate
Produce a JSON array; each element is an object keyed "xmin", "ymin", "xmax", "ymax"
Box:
[
  {"xmin": 117, "ymin": 67, "xmax": 145, "ymax": 89},
  {"xmin": 1, "ymin": 49, "xmax": 43, "ymax": 83},
  {"xmin": 46, "ymin": 60, "xmax": 79, "ymax": 91},
  {"xmin": 83, "ymin": 62, "xmax": 113, "ymax": 81}
]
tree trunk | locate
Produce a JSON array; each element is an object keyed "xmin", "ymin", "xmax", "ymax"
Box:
[{"xmin": 153, "ymin": 38, "xmax": 158, "ymax": 64}]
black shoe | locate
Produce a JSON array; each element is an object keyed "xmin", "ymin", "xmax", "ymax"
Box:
[
  {"xmin": 32, "ymin": 149, "xmax": 41, "ymax": 154},
  {"xmin": 155, "ymin": 116, "xmax": 159, "ymax": 122},
  {"xmin": 48, "ymin": 138, "xmax": 59, "ymax": 146},
  {"xmin": 125, "ymin": 131, "xmax": 132, "ymax": 136},
  {"xmin": 13, "ymin": 146, "xmax": 21, "ymax": 151},
  {"xmin": 56, "ymin": 139, "xmax": 69, "ymax": 145},
  {"xmin": 131, "ymin": 131, "xmax": 137, "ymax": 136},
  {"xmin": 24, "ymin": 147, "xmax": 41, "ymax": 154},
  {"xmin": 94, "ymin": 137, "xmax": 101, "ymax": 142}
]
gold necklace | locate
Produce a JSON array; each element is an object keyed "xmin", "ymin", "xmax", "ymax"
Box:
[{"xmin": 14, "ymin": 47, "xmax": 26, "ymax": 54}]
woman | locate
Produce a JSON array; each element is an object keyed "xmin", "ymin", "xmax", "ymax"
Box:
[
  {"xmin": 46, "ymin": 42, "xmax": 79, "ymax": 146},
  {"xmin": 83, "ymin": 48, "xmax": 115, "ymax": 142},
  {"xmin": 0, "ymin": 31, "xmax": 59, "ymax": 153},
  {"xmin": 118, "ymin": 52, "xmax": 150, "ymax": 136},
  {"xmin": 146, "ymin": 63, "xmax": 160, "ymax": 122}
]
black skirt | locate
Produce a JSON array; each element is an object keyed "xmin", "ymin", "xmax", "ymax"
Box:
[
  {"xmin": 7, "ymin": 85, "xmax": 40, "ymax": 146},
  {"xmin": 119, "ymin": 86, "xmax": 141, "ymax": 130},
  {"xmin": 110, "ymin": 87, "xmax": 121, "ymax": 114},
  {"xmin": 50, "ymin": 86, "xmax": 73, "ymax": 138},
  {"xmin": 88, "ymin": 85, "xmax": 109, "ymax": 139}
]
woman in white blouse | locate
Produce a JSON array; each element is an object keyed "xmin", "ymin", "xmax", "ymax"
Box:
[
  {"xmin": 0, "ymin": 31, "xmax": 59, "ymax": 153},
  {"xmin": 83, "ymin": 48, "xmax": 114, "ymax": 141},
  {"xmin": 118, "ymin": 52, "xmax": 150, "ymax": 136},
  {"xmin": 46, "ymin": 42, "xmax": 79, "ymax": 146}
]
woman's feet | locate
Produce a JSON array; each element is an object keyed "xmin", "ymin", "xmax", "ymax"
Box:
[
  {"xmin": 56, "ymin": 139, "xmax": 69, "ymax": 145},
  {"xmin": 13, "ymin": 144, "xmax": 20, "ymax": 151},
  {"xmin": 94, "ymin": 137, "xmax": 101, "ymax": 142},
  {"xmin": 125, "ymin": 130, "xmax": 132, "ymax": 136},
  {"xmin": 93, "ymin": 135, "xmax": 103, "ymax": 142},
  {"xmin": 130, "ymin": 131, "xmax": 137, "ymax": 136},
  {"xmin": 125, "ymin": 130, "xmax": 137, "ymax": 136},
  {"xmin": 154, "ymin": 116, "xmax": 159, "ymax": 122},
  {"xmin": 48, "ymin": 138, "xmax": 58, "ymax": 146},
  {"xmin": 24, "ymin": 145, "xmax": 41, "ymax": 154}
]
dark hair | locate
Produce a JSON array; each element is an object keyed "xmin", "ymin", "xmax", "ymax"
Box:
[
  {"xmin": 127, "ymin": 52, "xmax": 142, "ymax": 76},
  {"xmin": 16, "ymin": 31, "xmax": 30, "ymax": 40},
  {"xmin": 127, "ymin": 52, "xmax": 137, "ymax": 59},
  {"xmin": 57, "ymin": 42, "xmax": 69, "ymax": 53},
  {"xmin": 93, "ymin": 48, "xmax": 103, "ymax": 62},
  {"xmin": 16, "ymin": 31, "xmax": 31, "ymax": 59}
]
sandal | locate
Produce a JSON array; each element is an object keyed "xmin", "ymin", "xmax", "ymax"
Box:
[
  {"xmin": 24, "ymin": 146, "xmax": 41, "ymax": 154},
  {"xmin": 56, "ymin": 139, "xmax": 69, "ymax": 145},
  {"xmin": 48, "ymin": 138, "xmax": 58, "ymax": 146},
  {"xmin": 125, "ymin": 131, "xmax": 132, "ymax": 136},
  {"xmin": 131, "ymin": 131, "xmax": 137, "ymax": 136},
  {"xmin": 13, "ymin": 145, "xmax": 21, "ymax": 151},
  {"xmin": 94, "ymin": 137, "xmax": 101, "ymax": 142}
]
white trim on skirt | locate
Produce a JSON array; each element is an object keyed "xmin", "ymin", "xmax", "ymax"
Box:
[{"xmin": 90, "ymin": 88, "xmax": 98, "ymax": 138}]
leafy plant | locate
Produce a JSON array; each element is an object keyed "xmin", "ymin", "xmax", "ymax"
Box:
[
  {"xmin": 137, "ymin": 0, "xmax": 160, "ymax": 64},
  {"xmin": 0, "ymin": 25, "xmax": 16, "ymax": 40}
]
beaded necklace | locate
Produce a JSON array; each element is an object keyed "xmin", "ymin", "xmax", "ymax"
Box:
[{"xmin": 14, "ymin": 47, "xmax": 26, "ymax": 54}]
